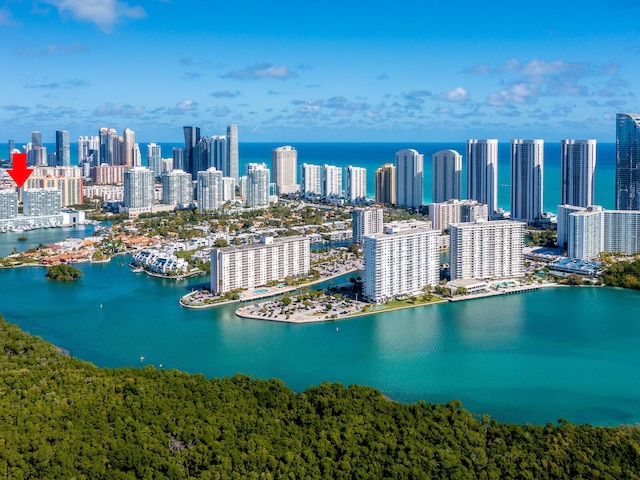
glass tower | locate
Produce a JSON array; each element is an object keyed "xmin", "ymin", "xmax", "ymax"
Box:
[{"xmin": 615, "ymin": 113, "xmax": 640, "ymax": 210}]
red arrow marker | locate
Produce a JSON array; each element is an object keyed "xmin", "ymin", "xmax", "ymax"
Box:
[{"xmin": 7, "ymin": 152, "xmax": 33, "ymax": 188}]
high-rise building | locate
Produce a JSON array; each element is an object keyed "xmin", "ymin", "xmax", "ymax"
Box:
[
  {"xmin": 147, "ymin": 143, "xmax": 162, "ymax": 178},
  {"xmin": 432, "ymin": 149, "xmax": 462, "ymax": 203},
  {"xmin": 183, "ymin": 126, "xmax": 201, "ymax": 177},
  {"xmin": 510, "ymin": 139, "xmax": 544, "ymax": 223},
  {"xmin": 31, "ymin": 131, "xmax": 42, "ymax": 147},
  {"xmin": 323, "ymin": 164, "xmax": 342, "ymax": 201},
  {"xmin": 556, "ymin": 204, "xmax": 587, "ymax": 249},
  {"xmin": 8, "ymin": 140, "xmax": 15, "ymax": 159},
  {"xmin": 603, "ymin": 209, "xmax": 640, "ymax": 255},
  {"xmin": 560, "ymin": 139, "xmax": 596, "ymax": 208},
  {"xmin": 211, "ymin": 236, "xmax": 310, "ymax": 294},
  {"xmin": 197, "ymin": 167, "xmax": 223, "ymax": 211},
  {"xmin": 161, "ymin": 169, "xmax": 193, "ymax": 206},
  {"xmin": 429, "ymin": 199, "xmax": 489, "ymax": 232},
  {"xmin": 55, "ymin": 130, "xmax": 70, "ymax": 167},
  {"xmin": 212, "ymin": 135, "xmax": 228, "ymax": 175},
  {"xmin": 363, "ymin": 222, "xmax": 439, "ymax": 303},
  {"xmin": 194, "ymin": 136, "xmax": 211, "ymax": 174},
  {"xmin": 0, "ymin": 189, "xmax": 18, "ymax": 219},
  {"xmin": 615, "ymin": 113, "xmax": 640, "ymax": 210},
  {"xmin": 172, "ymin": 147, "xmax": 185, "ymax": 171},
  {"xmin": 300, "ymin": 163, "xmax": 323, "ymax": 200},
  {"xmin": 24, "ymin": 168, "xmax": 83, "ymax": 207},
  {"xmin": 98, "ymin": 127, "xmax": 117, "ymax": 165},
  {"xmin": 449, "ymin": 220, "xmax": 525, "ymax": 280},
  {"xmin": 346, "ymin": 166, "xmax": 367, "ymax": 204},
  {"xmin": 246, "ymin": 163, "xmax": 270, "ymax": 207},
  {"xmin": 352, "ymin": 207, "xmax": 383, "ymax": 244},
  {"xmin": 466, "ymin": 139, "xmax": 498, "ymax": 215},
  {"xmin": 567, "ymin": 206, "xmax": 604, "ymax": 260},
  {"xmin": 78, "ymin": 136, "xmax": 99, "ymax": 168},
  {"xmin": 271, "ymin": 146, "xmax": 298, "ymax": 195},
  {"xmin": 227, "ymin": 124, "xmax": 239, "ymax": 181},
  {"xmin": 123, "ymin": 167, "xmax": 154, "ymax": 211},
  {"xmin": 374, "ymin": 163, "xmax": 396, "ymax": 205},
  {"xmin": 122, "ymin": 128, "xmax": 135, "ymax": 168},
  {"xmin": 396, "ymin": 149, "xmax": 424, "ymax": 208},
  {"xmin": 92, "ymin": 165, "xmax": 127, "ymax": 185},
  {"xmin": 26, "ymin": 132, "xmax": 46, "ymax": 167},
  {"xmin": 23, "ymin": 188, "xmax": 61, "ymax": 216},
  {"xmin": 221, "ymin": 177, "xmax": 236, "ymax": 202}
]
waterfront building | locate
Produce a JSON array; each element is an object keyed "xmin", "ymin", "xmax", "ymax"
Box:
[
  {"xmin": 466, "ymin": 139, "xmax": 498, "ymax": 215},
  {"xmin": 23, "ymin": 188, "xmax": 61, "ymax": 216},
  {"xmin": 122, "ymin": 128, "xmax": 135, "ymax": 168},
  {"xmin": 568, "ymin": 206, "xmax": 604, "ymax": 260},
  {"xmin": 24, "ymin": 168, "xmax": 83, "ymax": 207},
  {"xmin": 78, "ymin": 136, "xmax": 99, "ymax": 169},
  {"xmin": 227, "ymin": 124, "xmax": 239, "ymax": 181},
  {"xmin": 212, "ymin": 135, "xmax": 228, "ymax": 175},
  {"xmin": 161, "ymin": 170, "xmax": 193, "ymax": 206},
  {"xmin": 183, "ymin": 126, "xmax": 201, "ymax": 178},
  {"xmin": 346, "ymin": 166, "xmax": 367, "ymax": 204},
  {"xmin": 557, "ymin": 204, "xmax": 587, "ymax": 249},
  {"xmin": 603, "ymin": 210, "xmax": 640, "ymax": 256},
  {"xmin": 272, "ymin": 146, "xmax": 298, "ymax": 195},
  {"xmin": 363, "ymin": 222, "xmax": 439, "ymax": 303},
  {"xmin": 0, "ymin": 189, "xmax": 18, "ymax": 219},
  {"xmin": 83, "ymin": 184, "xmax": 124, "ymax": 202},
  {"xmin": 222, "ymin": 177, "xmax": 236, "ymax": 202},
  {"xmin": 172, "ymin": 147, "xmax": 185, "ymax": 171},
  {"xmin": 211, "ymin": 235, "xmax": 310, "ymax": 294},
  {"xmin": 615, "ymin": 113, "xmax": 640, "ymax": 210},
  {"xmin": 352, "ymin": 207, "xmax": 383, "ymax": 244},
  {"xmin": 432, "ymin": 149, "xmax": 462, "ymax": 203},
  {"xmin": 98, "ymin": 127, "xmax": 118, "ymax": 165},
  {"xmin": 8, "ymin": 140, "xmax": 15, "ymax": 159},
  {"xmin": 55, "ymin": 130, "xmax": 70, "ymax": 167},
  {"xmin": 510, "ymin": 139, "xmax": 544, "ymax": 223},
  {"xmin": 429, "ymin": 199, "xmax": 489, "ymax": 232},
  {"xmin": 123, "ymin": 167, "xmax": 154, "ymax": 213},
  {"xmin": 560, "ymin": 139, "xmax": 596, "ymax": 208},
  {"xmin": 147, "ymin": 143, "xmax": 162, "ymax": 178},
  {"xmin": 197, "ymin": 167, "xmax": 223, "ymax": 211},
  {"xmin": 246, "ymin": 163, "xmax": 270, "ymax": 207},
  {"xmin": 449, "ymin": 220, "xmax": 525, "ymax": 280},
  {"xmin": 92, "ymin": 165, "xmax": 127, "ymax": 184},
  {"xmin": 374, "ymin": 163, "xmax": 396, "ymax": 205},
  {"xmin": 395, "ymin": 149, "xmax": 423, "ymax": 209},
  {"xmin": 300, "ymin": 163, "xmax": 323, "ymax": 200},
  {"xmin": 324, "ymin": 164, "xmax": 343, "ymax": 202}
]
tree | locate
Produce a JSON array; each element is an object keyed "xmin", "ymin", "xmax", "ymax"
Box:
[
  {"xmin": 214, "ymin": 238, "xmax": 229, "ymax": 248},
  {"xmin": 45, "ymin": 264, "xmax": 83, "ymax": 281}
]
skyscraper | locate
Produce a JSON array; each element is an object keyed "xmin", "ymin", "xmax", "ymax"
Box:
[
  {"xmin": 510, "ymin": 139, "xmax": 544, "ymax": 223},
  {"xmin": 197, "ymin": 167, "xmax": 223, "ymax": 211},
  {"xmin": 560, "ymin": 139, "xmax": 596, "ymax": 208},
  {"xmin": 99, "ymin": 127, "xmax": 117, "ymax": 165},
  {"xmin": 172, "ymin": 147, "xmax": 185, "ymax": 171},
  {"xmin": 161, "ymin": 169, "xmax": 193, "ymax": 206},
  {"xmin": 78, "ymin": 136, "xmax": 99, "ymax": 168},
  {"xmin": 23, "ymin": 188, "xmax": 61, "ymax": 216},
  {"xmin": 194, "ymin": 136, "xmax": 211, "ymax": 174},
  {"xmin": 352, "ymin": 207, "xmax": 383, "ymax": 244},
  {"xmin": 0, "ymin": 189, "xmax": 18, "ymax": 219},
  {"xmin": 323, "ymin": 164, "xmax": 343, "ymax": 201},
  {"xmin": 615, "ymin": 113, "xmax": 640, "ymax": 210},
  {"xmin": 183, "ymin": 126, "xmax": 201, "ymax": 178},
  {"xmin": 271, "ymin": 146, "xmax": 298, "ymax": 195},
  {"xmin": 374, "ymin": 163, "xmax": 396, "ymax": 204},
  {"xmin": 55, "ymin": 130, "xmax": 70, "ymax": 167},
  {"xmin": 395, "ymin": 149, "xmax": 423, "ymax": 208},
  {"xmin": 212, "ymin": 135, "xmax": 228, "ymax": 174},
  {"xmin": 147, "ymin": 143, "xmax": 163, "ymax": 178},
  {"xmin": 227, "ymin": 124, "xmax": 239, "ymax": 181},
  {"xmin": 300, "ymin": 163, "xmax": 323, "ymax": 199},
  {"xmin": 346, "ymin": 166, "xmax": 367, "ymax": 204},
  {"xmin": 431, "ymin": 149, "xmax": 462, "ymax": 203},
  {"xmin": 466, "ymin": 139, "xmax": 498, "ymax": 215},
  {"xmin": 122, "ymin": 128, "xmax": 135, "ymax": 168},
  {"xmin": 123, "ymin": 167, "xmax": 154, "ymax": 211},
  {"xmin": 246, "ymin": 163, "xmax": 270, "ymax": 207},
  {"xmin": 8, "ymin": 140, "xmax": 15, "ymax": 159}
]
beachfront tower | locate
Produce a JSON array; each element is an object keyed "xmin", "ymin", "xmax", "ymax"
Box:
[
  {"xmin": 615, "ymin": 113, "xmax": 640, "ymax": 210},
  {"xmin": 510, "ymin": 139, "xmax": 544, "ymax": 224},
  {"xmin": 432, "ymin": 149, "xmax": 462, "ymax": 203},
  {"xmin": 466, "ymin": 139, "xmax": 498, "ymax": 216},
  {"xmin": 395, "ymin": 149, "xmax": 424, "ymax": 209},
  {"xmin": 560, "ymin": 139, "xmax": 596, "ymax": 208}
]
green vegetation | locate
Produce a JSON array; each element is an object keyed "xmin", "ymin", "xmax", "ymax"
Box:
[
  {"xmin": 601, "ymin": 259, "xmax": 640, "ymax": 289},
  {"xmin": 16, "ymin": 236, "xmax": 27, "ymax": 241},
  {"xmin": 45, "ymin": 264, "xmax": 83, "ymax": 281},
  {"xmin": 0, "ymin": 315, "xmax": 639, "ymax": 478},
  {"xmin": 525, "ymin": 229, "xmax": 557, "ymax": 247}
]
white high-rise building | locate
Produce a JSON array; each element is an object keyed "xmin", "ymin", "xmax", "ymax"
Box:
[
  {"xmin": 346, "ymin": 166, "xmax": 367, "ymax": 204},
  {"xmin": 24, "ymin": 168, "xmax": 83, "ymax": 207},
  {"xmin": 23, "ymin": 188, "xmax": 61, "ymax": 216},
  {"xmin": 271, "ymin": 146, "xmax": 298, "ymax": 195},
  {"xmin": 161, "ymin": 170, "xmax": 193, "ymax": 206},
  {"xmin": 227, "ymin": 124, "xmax": 239, "ymax": 181},
  {"xmin": 511, "ymin": 139, "xmax": 544, "ymax": 223},
  {"xmin": 147, "ymin": 143, "xmax": 162, "ymax": 178},
  {"xmin": 300, "ymin": 163, "xmax": 323, "ymax": 200},
  {"xmin": 396, "ymin": 149, "xmax": 424, "ymax": 208},
  {"xmin": 197, "ymin": 168, "xmax": 223, "ymax": 211},
  {"xmin": 246, "ymin": 163, "xmax": 270, "ymax": 207},
  {"xmin": 467, "ymin": 139, "xmax": 498, "ymax": 215},
  {"xmin": 222, "ymin": 177, "xmax": 236, "ymax": 202},
  {"xmin": 211, "ymin": 236, "xmax": 310, "ymax": 294},
  {"xmin": 123, "ymin": 167, "xmax": 154, "ymax": 211},
  {"xmin": 432, "ymin": 149, "xmax": 462, "ymax": 203},
  {"xmin": 560, "ymin": 139, "xmax": 596, "ymax": 208},
  {"xmin": 429, "ymin": 199, "xmax": 489, "ymax": 232},
  {"xmin": 352, "ymin": 207, "xmax": 383, "ymax": 244},
  {"xmin": 363, "ymin": 222, "xmax": 439, "ymax": 303},
  {"xmin": 557, "ymin": 204, "xmax": 587, "ymax": 249},
  {"xmin": 323, "ymin": 164, "xmax": 342, "ymax": 201},
  {"xmin": 78, "ymin": 135, "xmax": 99, "ymax": 169},
  {"xmin": 0, "ymin": 189, "xmax": 18, "ymax": 219},
  {"xmin": 449, "ymin": 220, "xmax": 525, "ymax": 280},
  {"xmin": 212, "ymin": 135, "xmax": 228, "ymax": 175},
  {"xmin": 568, "ymin": 206, "xmax": 604, "ymax": 260},
  {"xmin": 603, "ymin": 210, "xmax": 640, "ymax": 256}
]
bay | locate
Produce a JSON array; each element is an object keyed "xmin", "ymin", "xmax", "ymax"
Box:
[{"xmin": 1, "ymin": 258, "xmax": 639, "ymax": 427}]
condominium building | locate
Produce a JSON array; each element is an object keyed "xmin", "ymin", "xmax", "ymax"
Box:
[
  {"xmin": 568, "ymin": 206, "xmax": 604, "ymax": 260},
  {"xmin": 147, "ymin": 143, "xmax": 163, "ymax": 178},
  {"xmin": 604, "ymin": 210, "xmax": 640, "ymax": 255},
  {"xmin": 429, "ymin": 199, "xmax": 489, "ymax": 232},
  {"xmin": 172, "ymin": 147, "xmax": 185, "ymax": 171},
  {"xmin": 324, "ymin": 164, "xmax": 343, "ymax": 201},
  {"xmin": 92, "ymin": 165, "xmax": 127, "ymax": 184},
  {"xmin": 449, "ymin": 220, "xmax": 525, "ymax": 280},
  {"xmin": 24, "ymin": 168, "xmax": 83, "ymax": 207},
  {"xmin": 432, "ymin": 149, "xmax": 462, "ymax": 203},
  {"xmin": 183, "ymin": 126, "xmax": 201, "ymax": 178},
  {"xmin": 246, "ymin": 163, "xmax": 270, "ymax": 207},
  {"xmin": 99, "ymin": 127, "xmax": 118, "ymax": 165},
  {"xmin": 615, "ymin": 113, "xmax": 640, "ymax": 210},
  {"xmin": 212, "ymin": 135, "xmax": 228, "ymax": 175},
  {"xmin": 556, "ymin": 204, "xmax": 587, "ymax": 249},
  {"xmin": 374, "ymin": 163, "xmax": 396, "ymax": 205},
  {"xmin": 352, "ymin": 207, "xmax": 383, "ymax": 244},
  {"xmin": 122, "ymin": 128, "xmax": 135, "ymax": 168},
  {"xmin": 161, "ymin": 169, "xmax": 193, "ymax": 206},
  {"xmin": 23, "ymin": 188, "xmax": 61, "ymax": 216},
  {"xmin": 511, "ymin": 139, "xmax": 544, "ymax": 223},
  {"xmin": 271, "ymin": 145, "xmax": 298, "ymax": 195},
  {"xmin": 227, "ymin": 124, "xmax": 239, "ymax": 181},
  {"xmin": 300, "ymin": 163, "xmax": 323, "ymax": 200},
  {"xmin": 123, "ymin": 167, "xmax": 154, "ymax": 212},
  {"xmin": 346, "ymin": 166, "xmax": 367, "ymax": 204},
  {"xmin": 197, "ymin": 167, "xmax": 223, "ymax": 211},
  {"xmin": 0, "ymin": 189, "xmax": 18, "ymax": 219},
  {"xmin": 210, "ymin": 236, "xmax": 310, "ymax": 294},
  {"xmin": 221, "ymin": 177, "xmax": 236, "ymax": 202},
  {"xmin": 363, "ymin": 223, "xmax": 439, "ymax": 303},
  {"xmin": 396, "ymin": 149, "xmax": 424, "ymax": 208},
  {"xmin": 467, "ymin": 139, "xmax": 498, "ymax": 215},
  {"xmin": 55, "ymin": 130, "xmax": 70, "ymax": 167},
  {"xmin": 560, "ymin": 139, "xmax": 596, "ymax": 208},
  {"xmin": 78, "ymin": 135, "xmax": 99, "ymax": 168}
]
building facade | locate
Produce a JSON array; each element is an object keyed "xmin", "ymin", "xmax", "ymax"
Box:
[
  {"xmin": 346, "ymin": 166, "xmax": 367, "ymax": 204},
  {"xmin": 147, "ymin": 143, "xmax": 163, "ymax": 178},
  {"xmin": 23, "ymin": 188, "xmax": 61, "ymax": 216},
  {"xmin": 300, "ymin": 163, "xmax": 323, "ymax": 200},
  {"xmin": 429, "ymin": 199, "xmax": 489, "ymax": 232},
  {"xmin": 161, "ymin": 169, "xmax": 193, "ymax": 206},
  {"xmin": 323, "ymin": 164, "xmax": 343, "ymax": 201},
  {"xmin": 123, "ymin": 167, "xmax": 154, "ymax": 212},
  {"xmin": 396, "ymin": 149, "xmax": 423, "ymax": 208},
  {"xmin": 197, "ymin": 168, "xmax": 223, "ymax": 211},
  {"xmin": 227, "ymin": 124, "xmax": 239, "ymax": 181},
  {"xmin": 0, "ymin": 189, "xmax": 18, "ymax": 219},
  {"xmin": 510, "ymin": 139, "xmax": 544, "ymax": 223},
  {"xmin": 271, "ymin": 146, "xmax": 298, "ymax": 195},
  {"xmin": 55, "ymin": 130, "xmax": 70, "ymax": 167},
  {"xmin": 352, "ymin": 207, "xmax": 383, "ymax": 244},
  {"xmin": 374, "ymin": 163, "xmax": 396, "ymax": 204},
  {"xmin": 432, "ymin": 149, "xmax": 462, "ymax": 203},
  {"xmin": 246, "ymin": 163, "xmax": 270, "ymax": 207},
  {"xmin": 467, "ymin": 139, "xmax": 498, "ymax": 216},
  {"xmin": 560, "ymin": 139, "xmax": 596, "ymax": 208},
  {"xmin": 615, "ymin": 113, "xmax": 640, "ymax": 210}
]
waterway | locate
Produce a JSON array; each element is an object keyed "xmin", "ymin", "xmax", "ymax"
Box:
[{"xmin": 1, "ymin": 258, "xmax": 639, "ymax": 426}]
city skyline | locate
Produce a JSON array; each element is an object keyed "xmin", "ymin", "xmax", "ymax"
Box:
[{"xmin": 1, "ymin": 1, "xmax": 639, "ymax": 142}]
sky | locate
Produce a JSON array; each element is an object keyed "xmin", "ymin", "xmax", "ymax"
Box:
[{"xmin": 1, "ymin": 0, "xmax": 639, "ymax": 144}]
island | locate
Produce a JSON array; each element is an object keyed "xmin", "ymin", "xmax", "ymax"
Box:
[{"xmin": 45, "ymin": 264, "xmax": 83, "ymax": 281}]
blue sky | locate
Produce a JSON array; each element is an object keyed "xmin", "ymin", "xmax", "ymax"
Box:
[{"xmin": 1, "ymin": 0, "xmax": 639, "ymax": 143}]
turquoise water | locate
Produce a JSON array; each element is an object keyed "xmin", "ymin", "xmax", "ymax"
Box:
[{"xmin": 1, "ymin": 259, "xmax": 639, "ymax": 427}]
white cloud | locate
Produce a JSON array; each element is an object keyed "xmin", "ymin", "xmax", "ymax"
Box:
[
  {"xmin": 440, "ymin": 87, "xmax": 468, "ymax": 103},
  {"xmin": 486, "ymin": 83, "xmax": 539, "ymax": 106},
  {"xmin": 222, "ymin": 63, "xmax": 296, "ymax": 81},
  {"xmin": 44, "ymin": 0, "xmax": 146, "ymax": 32}
]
